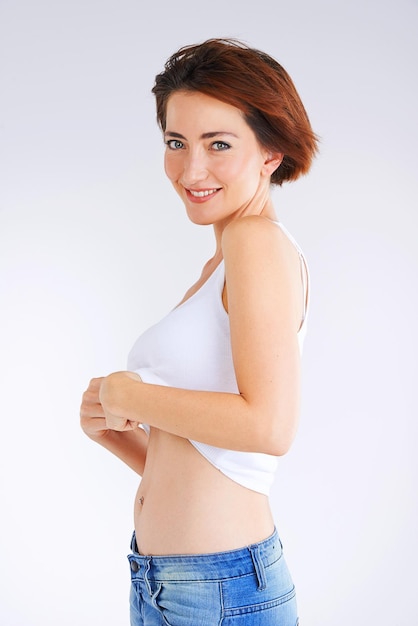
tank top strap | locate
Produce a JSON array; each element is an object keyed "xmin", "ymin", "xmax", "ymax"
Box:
[{"xmin": 270, "ymin": 221, "xmax": 310, "ymax": 329}]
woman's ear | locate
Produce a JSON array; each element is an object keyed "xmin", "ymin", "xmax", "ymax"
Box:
[{"xmin": 261, "ymin": 153, "xmax": 284, "ymax": 177}]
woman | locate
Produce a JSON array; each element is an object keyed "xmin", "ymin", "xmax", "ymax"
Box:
[{"xmin": 80, "ymin": 38, "xmax": 318, "ymax": 625}]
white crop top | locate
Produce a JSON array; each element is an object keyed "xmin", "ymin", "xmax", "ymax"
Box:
[{"xmin": 127, "ymin": 222, "xmax": 309, "ymax": 495}]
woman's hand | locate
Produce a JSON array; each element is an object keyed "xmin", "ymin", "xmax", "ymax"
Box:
[
  {"xmin": 80, "ymin": 377, "xmax": 110, "ymax": 440},
  {"xmin": 81, "ymin": 372, "xmax": 143, "ymax": 436},
  {"xmin": 99, "ymin": 371, "xmax": 143, "ymax": 432},
  {"xmin": 80, "ymin": 374, "xmax": 148, "ymax": 475}
]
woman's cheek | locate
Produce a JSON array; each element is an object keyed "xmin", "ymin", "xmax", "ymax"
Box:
[{"xmin": 164, "ymin": 152, "xmax": 180, "ymax": 182}]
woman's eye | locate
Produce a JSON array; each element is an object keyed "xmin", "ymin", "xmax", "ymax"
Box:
[
  {"xmin": 166, "ymin": 140, "xmax": 184, "ymax": 150},
  {"xmin": 212, "ymin": 141, "xmax": 231, "ymax": 151}
]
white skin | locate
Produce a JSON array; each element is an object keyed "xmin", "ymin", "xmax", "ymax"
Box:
[{"xmin": 80, "ymin": 91, "xmax": 304, "ymax": 554}]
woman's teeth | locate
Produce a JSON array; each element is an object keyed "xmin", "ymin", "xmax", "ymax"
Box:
[{"xmin": 189, "ymin": 189, "xmax": 218, "ymax": 197}]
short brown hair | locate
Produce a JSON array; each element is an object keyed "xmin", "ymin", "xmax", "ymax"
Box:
[{"xmin": 152, "ymin": 38, "xmax": 319, "ymax": 185}]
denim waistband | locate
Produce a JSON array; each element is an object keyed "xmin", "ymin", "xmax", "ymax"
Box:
[{"xmin": 128, "ymin": 528, "xmax": 282, "ymax": 582}]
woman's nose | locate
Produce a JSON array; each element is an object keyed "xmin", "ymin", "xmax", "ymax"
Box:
[{"xmin": 181, "ymin": 151, "xmax": 208, "ymax": 186}]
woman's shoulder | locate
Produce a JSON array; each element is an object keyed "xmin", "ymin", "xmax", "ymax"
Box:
[
  {"xmin": 221, "ymin": 216, "xmax": 307, "ymax": 334},
  {"xmin": 221, "ymin": 215, "xmax": 298, "ymax": 264}
]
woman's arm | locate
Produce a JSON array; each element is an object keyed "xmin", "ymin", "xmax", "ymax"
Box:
[
  {"xmin": 80, "ymin": 377, "xmax": 148, "ymax": 475},
  {"xmin": 100, "ymin": 216, "xmax": 304, "ymax": 456}
]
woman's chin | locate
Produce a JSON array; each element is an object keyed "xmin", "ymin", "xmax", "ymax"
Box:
[{"xmin": 185, "ymin": 209, "xmax": 215, "ymax": 226}]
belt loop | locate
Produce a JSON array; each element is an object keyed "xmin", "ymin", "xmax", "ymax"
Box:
[{"xmin": 249, "ymin": 544, "xmax": 267, "ymax": 591}]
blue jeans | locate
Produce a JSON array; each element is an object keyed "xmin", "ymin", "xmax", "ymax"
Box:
[{"xmin": 128, "ymin": 529, "xmax": 299, "ymax": 625}]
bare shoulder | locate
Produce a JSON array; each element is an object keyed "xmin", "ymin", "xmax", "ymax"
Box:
[
  {"xmin": 221, "ymin": 215, "xmax": 299, "ymax": 266},
  {"xmin": 221, "ymin": 216, "xmax": 304, "ymax": 330}
]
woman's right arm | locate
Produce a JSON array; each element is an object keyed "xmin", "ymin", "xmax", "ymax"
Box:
[{"xmin": 80, "ymin": 377, "xmax": 148, "ymax": 476}]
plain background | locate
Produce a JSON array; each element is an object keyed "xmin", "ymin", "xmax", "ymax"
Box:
[{"xmin": 1, "ymin": 0, "xmax": 417, "ymax": 624}]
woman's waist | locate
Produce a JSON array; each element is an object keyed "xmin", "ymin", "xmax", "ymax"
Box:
[
  {"xmin": 134, "ymin": 429, "xmax": 274, "ymax": 554},
  {"xmin": 133, "ymin": 507, "xmax": 275, "ymax": 557}
]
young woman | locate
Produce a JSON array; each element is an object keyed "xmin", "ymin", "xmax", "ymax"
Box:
[{"xmin": 80, "ymin": 38, "xmax": 318, "ymax": 626}]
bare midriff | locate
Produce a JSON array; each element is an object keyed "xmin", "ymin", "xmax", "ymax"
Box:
[{"xmin": 134, "ymin": 427, "xmax": 275, "ymax": 556}]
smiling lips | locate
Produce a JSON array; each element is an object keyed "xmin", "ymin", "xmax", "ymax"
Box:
[{"xmin": 186, "ymin": 187, "xmax": 221, "ymax": 201}]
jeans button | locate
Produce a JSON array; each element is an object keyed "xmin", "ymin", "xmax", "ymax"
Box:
[{"xmin": 130, "ymin": 560, "xmax": 140, "ymax": 573}]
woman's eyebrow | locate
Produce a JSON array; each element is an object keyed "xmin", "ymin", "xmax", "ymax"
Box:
[
  {"xmin": 164, "ymin": 131, "xmax": 238, "ymax": 139},
  {"xmin": 200, "ymin": 131, "xmax": 238, "ymax": 139}
]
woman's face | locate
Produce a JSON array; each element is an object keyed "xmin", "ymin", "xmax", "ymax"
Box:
[{"xmin": 163, "ymin": 91, "xmax": 274, "ymax": 227}]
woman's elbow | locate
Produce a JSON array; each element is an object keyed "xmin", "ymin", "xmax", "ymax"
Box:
[
  {"xmin": 261, "ymin": 436, "xmax": 294, "ymax": 457},
  {"xmin": 257, "ymin": 411, "xmax": 299, "ymax": 456}
]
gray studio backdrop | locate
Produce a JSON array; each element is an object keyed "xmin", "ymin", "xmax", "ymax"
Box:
[{"xmin": 1, "ymin": 0, "xmax": 417, "ymax": 624}]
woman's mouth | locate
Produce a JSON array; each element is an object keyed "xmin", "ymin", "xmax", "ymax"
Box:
[{"xmin": 186, "ymin": 188, "xmax": 221, "ymax": 202}]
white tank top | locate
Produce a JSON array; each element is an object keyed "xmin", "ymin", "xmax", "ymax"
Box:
[{"xmin": 127, "ymin": 222, "xmax": 309, "ymax": 495}]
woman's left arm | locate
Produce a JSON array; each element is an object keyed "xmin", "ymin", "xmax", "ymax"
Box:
[{"xmin": 100, "ymin": 216, "xmax": 304, "ymax": 456}]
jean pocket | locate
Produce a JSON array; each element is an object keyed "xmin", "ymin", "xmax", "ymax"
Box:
[{"xmin": 152, "ymin": 581, "xmax": 222, "ymax": 626}]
